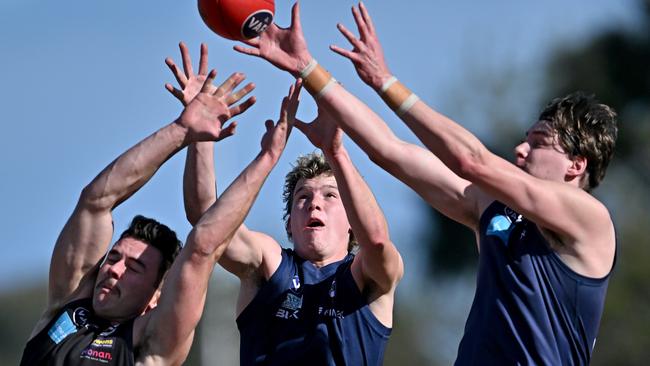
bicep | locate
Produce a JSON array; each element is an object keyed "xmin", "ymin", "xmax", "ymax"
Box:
[
  {"xmin": 218, "ymin": 224, "xmax": 282, "ymax": 280},
  {"xmin": 352, "ymin": 240, "xmax": 404, "ymax": 295},
  {"xmin": 48, "ymin": 199, "xmax": 114, "ymax": 308},
  {"xmin": 475, "ymin": 153, "xmax": 610, "ymax": 242},
  {"xmin": 138, "ymin": 227, "xmax": 282, "ymax": 356},
  {"xmin": 135, "ymin": 248, "xmax": 209, "ymax": 362}
]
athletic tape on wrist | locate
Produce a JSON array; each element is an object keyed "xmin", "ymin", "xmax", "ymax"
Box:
[
  {"xmin": 381, "ymin": 79, "xmax": 412, "ymax": 109},
  {"xmin": 303, "ymin": 64, "xmax": 336, "ymax": 98},
  {"xmin": 396, "ymin": 93, "xmax": 419, "ymax": 116},
  {"xmin": 380, "ymin": 76, "xmax": 398, "ymax": 93},
  {"xmin": 299, "ymin": 59, "xmax": 318, "ymax": 79},
  {"xmin": 315, "ymin": 77, "xmax": 337, "ymax": 99}
]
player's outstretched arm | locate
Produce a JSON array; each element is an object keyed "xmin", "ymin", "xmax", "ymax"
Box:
[
  {"xmin": 46, "ymin": 67, "xmax": 254, "ymax": 318},
  {"xmin": 234, "ymin": 2, "xmax": 312, "ymax": 76},
  {"xmin": 135, "ymin": 81, "xmax": 300, "ymax": 364},
  {"xmin": 293, "ymin": 108, "xmax": 403, "ymax": 326},
  {"xmin": 332, "ymin": 3, "xmax": 485, "ymax": 180},
  {"xmin": 168, "ymin": 42, "xmax": 283, "ymax": 291},
  {"xmin": 334, "ymin": 3, "xmax": 615, "ymax": 277},
  {"xmin": 165, "ymin": 42, "xmax": 252, "ymax": 224},
  {"xmin": 235, "ymin": 2, "xmax": 482, "ymax": 230}
]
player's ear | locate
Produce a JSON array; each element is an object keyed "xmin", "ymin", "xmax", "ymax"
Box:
[{"xmin": 567, "ymin": 155, "xmax": 587, "ymax": 180}]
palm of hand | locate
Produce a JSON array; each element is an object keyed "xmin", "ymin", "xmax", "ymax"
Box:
[
  {"xmin": 181, "ymin": 75, "xmax": 216, "ymax": 106},
  {"xmin": 258, "ymin": 26, "xmax": 309, "ymax": 73},
  {"xmin": 303, "ymin": 114, "xmax": 342, "ymax": 153},
  {"xmin": 180, "ymin": 92, "xmax": 229, "ymax": 142}
]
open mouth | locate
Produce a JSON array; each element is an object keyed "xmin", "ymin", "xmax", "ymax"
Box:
[{"xmin": 306, "ymin": 218, "xmax": 325, "ymax": 228}]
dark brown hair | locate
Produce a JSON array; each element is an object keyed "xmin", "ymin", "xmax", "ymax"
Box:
[
  {"xmin": 539, "ymin": 92, "xmax": 618, "ymax": 191},
  {"xmin": 119, "ymin": 215, "xmax": 182, "ymax": 281}
]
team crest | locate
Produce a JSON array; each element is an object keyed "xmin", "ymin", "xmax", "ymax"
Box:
[
  {"xmin": 72, "ymin": 307, "xmax": 90, "ymax": 327},
  {"xmin": 276, "ymin": 292, "xmax": 302, "ymax": 320},
  {"xmin": 280, "ymin": 293, "xmax": 302, "ymax": 311}
]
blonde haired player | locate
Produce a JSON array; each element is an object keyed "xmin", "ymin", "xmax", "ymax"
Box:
[{"xmin": 166, "ymin": 40, "xmax": 404, "ymax": 365}]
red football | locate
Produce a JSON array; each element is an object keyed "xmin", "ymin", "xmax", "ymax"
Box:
[{"xmin": 198, "ymin": 0, "xmax": 275, "ymax": 41}]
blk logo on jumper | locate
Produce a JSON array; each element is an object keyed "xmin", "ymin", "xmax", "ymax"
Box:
[{"xmin": 276, "ymin": 292, "xmax": 302, "ymax": 320}]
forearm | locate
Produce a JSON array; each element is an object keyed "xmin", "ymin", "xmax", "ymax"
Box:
[
  {"xmin": 400, "ymin": 99, "xmax": 488, "ymax": 177},
  {"xmin": 306, "ymin": 70, "xmax": 481, "ymax": 228},
  {"xmin": 323, "ymin": 146, "xmax": 389, "ymax": 248},
  {"xmin": 189, "ymin": 151, "xmax": 279, "ymax": 258},
  {"xmin": 373, "ymin": 75, "xmax": 491, "ymax": 177},
  {"xmin": 83, "ymin": 120, "xmax": 189, "ymax": 211},
  {"xmin": 363, "ymin": 72, "xmax": 488, "ymax": 177},
  {"xmin": 315, "ymin": 82, "xmax": 400, "ymax": 165},
  {"xmin": 183, "ymin": 142, "xmax": 217, "ymax": 226}
]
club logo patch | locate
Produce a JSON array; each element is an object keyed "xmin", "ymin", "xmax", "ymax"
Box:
[
  {"xmin": 281, "ymin": 293, "xmax": 302, "ymax": 311},
  {"xmin": 48, "ymin": 312, "xmax": 77, "ymax": 344},
  {"xmin": 72, "ymin": 307, "xmax": 90, "ymax": 327},
  {"xmin": 486, "ymin": 206, "xmax": 523, "ymax": 246},
  {"xmin": 276, "ymin": 292, "xmax": 302, "ymax": 320}
]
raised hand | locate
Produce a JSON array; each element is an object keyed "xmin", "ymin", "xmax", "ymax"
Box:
[
  {"xmin": 233, "ymin": 3, "xmax": 312, "ymax": 76},
  {"xmin": 293, "ymin": 108, "xmax": 343, "ymax": 155},
  {"xmin": 166, "ymin": 42, "xmax": 255, "ymax": 140},
  {"xmin": 165, "ymin": 42, "xmax": 212, "ymax": 105},
  {"xmin": 260, "ymin": 80, "xmax": 302, "ymax": 159},
  {"xmin": 330, "ymin": 2, "xmax": 391, "ymax": 90},
  {"xmin": 177, "ymin": 70, "xmax": 256, "ymax": 143}
]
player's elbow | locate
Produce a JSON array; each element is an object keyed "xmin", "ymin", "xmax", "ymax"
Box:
[
  {"xmin": 366, "ymin": 232, "xmax": 392, "ymax": 250},
  {"xmin": 187, "ymin": 226, "xmax": 226, "ymax": 262},
  {"xmin": 184, "ymin": 210, "xmax": 201, "ymax": 227},
  {"xmin": 78, "ymin": 184, "xmax": 115, "ymax": 212},
  {"xmin": 369, "ymin": 249, "xmax": 404, "ymax": 294},
  {"xmin": 366, "ymin": 142, "xmax": 406, "ymax": 176},
  {"xmin": 456, "ymin": 148, "xmax": 490, "ymax": 182}
]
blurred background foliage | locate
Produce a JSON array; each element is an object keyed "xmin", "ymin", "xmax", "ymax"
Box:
[{"xmin": 2, "ymin": 0, "xmax": 649, "ymax": 365}]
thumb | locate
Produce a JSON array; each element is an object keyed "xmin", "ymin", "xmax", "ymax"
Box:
[
  {"xmin": 217, "ymin": 122, "xmax": 238, "ymax": 141},
  {"xmin": 165, "ymin": 83, "xmax": 186, "ymax": 105},
  {"xmin": 264, "ymin": 119, "xmax": 275, "ymax": 132},
  {"xmin": 292, "ymin": 118, "xmax": 309, "ymax": 133}
]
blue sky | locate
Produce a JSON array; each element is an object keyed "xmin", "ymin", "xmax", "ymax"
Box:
[{"xmin": 0, "ymin": 0, "xmax": 638, "ymax": 291}]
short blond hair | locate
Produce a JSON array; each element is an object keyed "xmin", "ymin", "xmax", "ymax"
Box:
[{"xmin": 282, "ymin": 152, "xmax": 357, "ymax": 251}]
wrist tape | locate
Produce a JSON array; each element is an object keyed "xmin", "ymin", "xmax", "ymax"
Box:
[
  {"xmin": 380, "ymin": 76, "xmax": 419, "ymax": 116},
  {"xmin": 300, "ymin": 59, "xmax": 337, "ymax": 99}
]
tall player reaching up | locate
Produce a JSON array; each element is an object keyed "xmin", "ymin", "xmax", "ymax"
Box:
[{"xmin": 234, "ymin": 2, "xmax": 618, "ymax": 364}]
